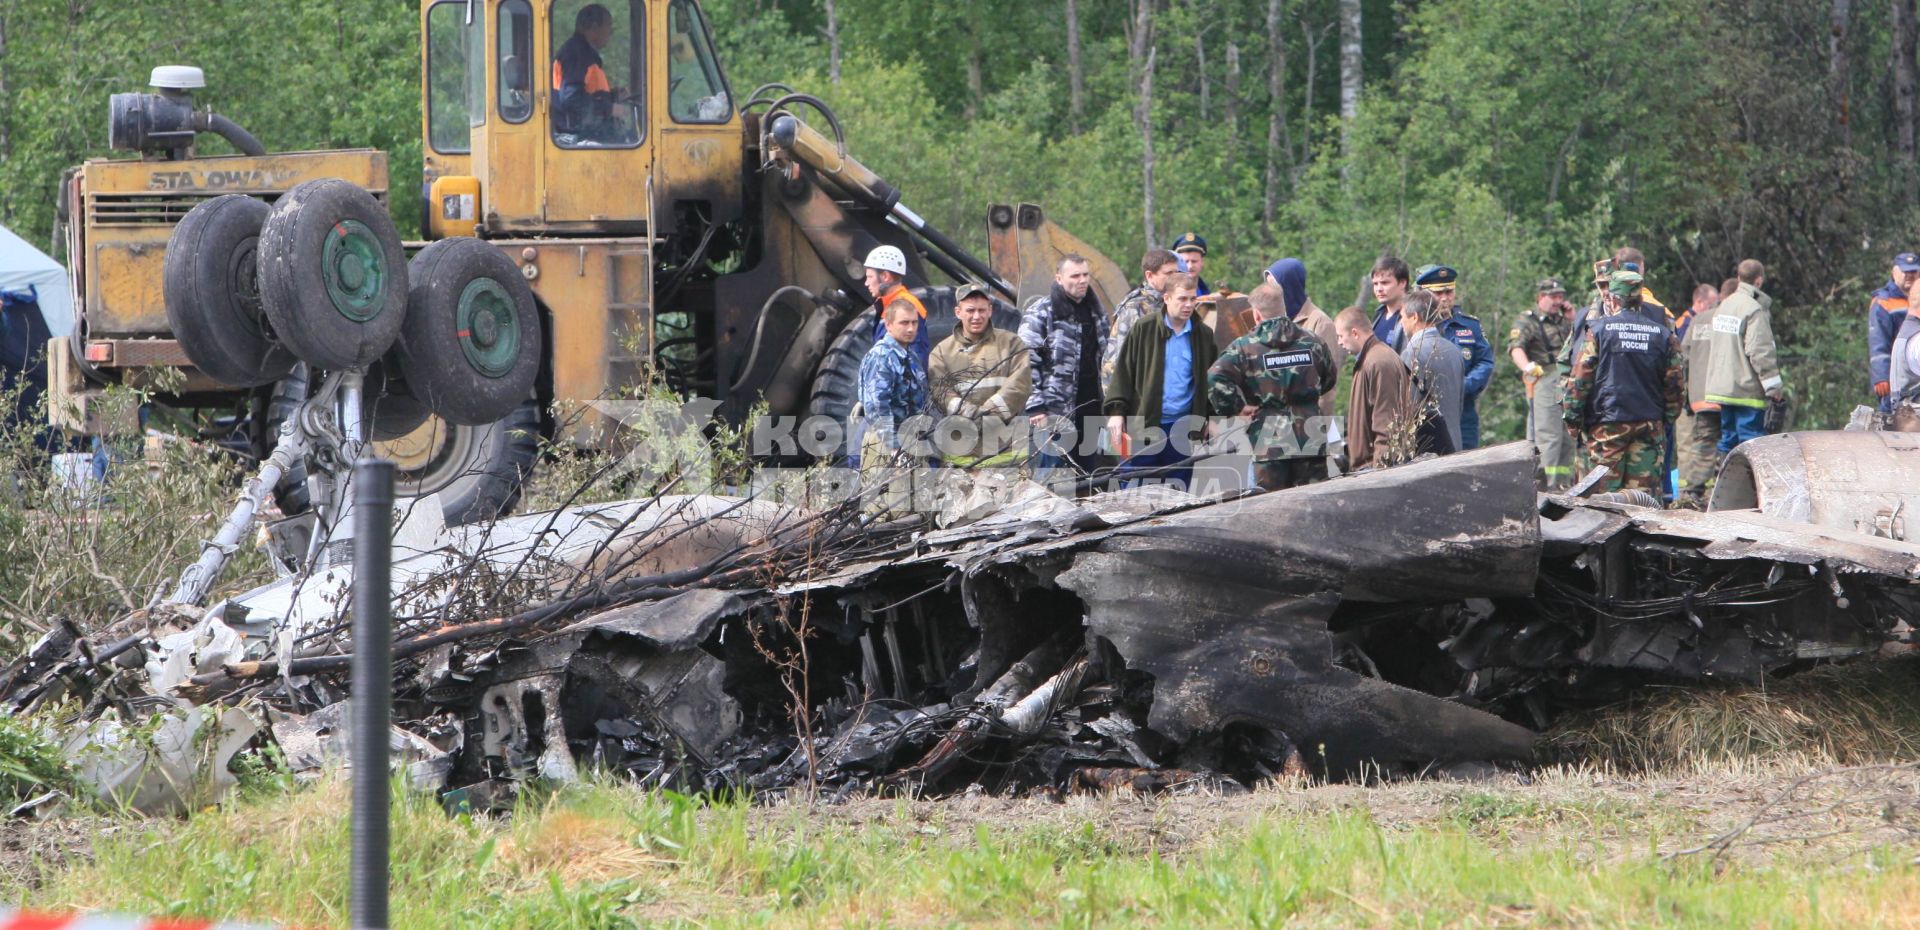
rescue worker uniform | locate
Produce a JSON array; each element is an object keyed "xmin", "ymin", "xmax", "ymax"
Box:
[
  {"xmin": 927, "ymin": 297, "xmax": 1032, "ymax": 466},
  {"xmin": 1868, "ymin": 255, "xmax": 1917, "ymax": 412},
  {"xmin": 857, "ymin": 334, "xmax": 930, "ymax": 516},
  {"xmin": 1564, "ymin": 273, "xmax": 1683, "ymax": 494},
  {"xmin": 1206, "ymin": 315, "xmax": 1337, "ymax": 491},
  {"xmin": 1703, "ymin": 280, "xmax": 1782, "ymax": 453},
  {"xmin": 1674, "ymin": 297, "xmax": 1722, "ymax": 503},
  {"xmin": 1507, "ymin": 296, "xmax": 1576, "ymax": 489}
]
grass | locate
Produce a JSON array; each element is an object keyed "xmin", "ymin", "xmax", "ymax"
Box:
[
  {"xmin": 8, "ymin": 770, "xmax": 1919, "ymax": 929},
  {"xmin": 1546, "ymin": 652, "xmax": 1920, "ymax": 771}
]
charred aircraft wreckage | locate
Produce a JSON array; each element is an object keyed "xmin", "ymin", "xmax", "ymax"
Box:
[{"xmin": 5, "ymin": 432, "xmax": 1920, "ymax": 809}]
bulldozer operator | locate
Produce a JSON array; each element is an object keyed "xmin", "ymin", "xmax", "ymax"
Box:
[{"xmin": 552, "ymin": 3, "xmax": 629, "ymax": 142}]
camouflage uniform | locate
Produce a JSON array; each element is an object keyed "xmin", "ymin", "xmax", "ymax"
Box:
[
  {"xmin": 857, "ymin": 337, "xmax": 929, "ymax": 515},
  {"xmin": 1507, "ymin": 307, "xmax": 1576, "ymax": 489},
  {"xmin": 1206, "ymin": 315, "xmax": 1338, "ymax": 491},
  {"xmin": 1563, "ymin": 306, "xmax": 1683, "ymax": 494},
  {"xmin": 1101, "ymin": 284, "xmax": 1165, "ymax": 392}
]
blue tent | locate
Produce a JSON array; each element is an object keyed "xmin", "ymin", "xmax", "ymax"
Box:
[{"xmin": 0, "ymin": 223, "xmax": 71, "ymax": 338}]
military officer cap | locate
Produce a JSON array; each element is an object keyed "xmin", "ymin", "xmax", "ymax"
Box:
[
  {"xmin": 1169, "ymin": 232, "xmax": 1208, "ymax": 255},
  {"xmin": 1535, "ymin": 277, "xmax": 1566, "ymax": 295},
  {"xmin": 1415, "ymin": 264, "xmax": 1459, "ymax": 290}
]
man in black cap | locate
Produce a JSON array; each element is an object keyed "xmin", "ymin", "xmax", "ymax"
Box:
[
  {"xmin": 1507, "ymin": 278, "xmax": 1577, "ymax": 489},
  {"xmin": 1170, "ymin": 232, "xmax": 1213, "ymax": 297}
]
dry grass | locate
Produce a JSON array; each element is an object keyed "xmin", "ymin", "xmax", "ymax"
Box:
[{"xmin": 1544, "ymin": 652, "xmax": 1920, "ymax": 771}]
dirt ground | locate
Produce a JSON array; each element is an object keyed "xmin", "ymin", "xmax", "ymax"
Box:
[{"xmin": 0, "ymin": 812, "xmax": 106, "ymax": 889}]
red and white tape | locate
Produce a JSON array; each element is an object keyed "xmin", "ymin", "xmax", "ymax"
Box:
[{"xmin": 0, "ymin": 913, "xmax": 280, "ymax": 929}]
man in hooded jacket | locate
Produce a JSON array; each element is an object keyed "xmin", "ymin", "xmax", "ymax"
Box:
[{"xmin": 1264, "ymin": 259, "xmax": 1347, "ymax": 418}]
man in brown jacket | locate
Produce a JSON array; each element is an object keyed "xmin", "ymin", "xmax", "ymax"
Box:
[
  {"xmin": 1335, "ymin": 305, "xmax": 1411, "ymax": 471},
  {"xmin": 928, "ymin": 283, "xmax": 1032, "ymax": 465}
]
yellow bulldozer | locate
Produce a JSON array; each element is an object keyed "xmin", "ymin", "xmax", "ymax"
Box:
[{"xmin": 53, "ymin": 0, "xmax": 1127, "ymax": 526}]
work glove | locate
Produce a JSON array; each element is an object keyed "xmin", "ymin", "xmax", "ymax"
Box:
[
  {"xmin": 1876, "ymin": 381, "xmax": 1891, "ymax": 398},
  {"xmin": 1525, "ymin": 363, "xmax": 1545, "ymax": 380}
]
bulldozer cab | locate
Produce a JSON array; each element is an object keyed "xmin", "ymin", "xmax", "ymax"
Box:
[{"xmin": 420, "ymin": 0, "xmax": 742, "ymax": 238}]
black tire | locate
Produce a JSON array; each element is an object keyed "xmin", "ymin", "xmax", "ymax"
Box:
[
  {"xmin": 365, "ymin": 361, "xmax": 433, "ymax": 441},
  {"xmin": 257, "ymin": 178, "xmax": 408, "ymax": 371},
  {"xmin": 804, "ymin": 286, "xmax": 1020, "ymax": 462},
  {"xmin": 396, "ymin": 237, "xmax": 541, "ymax": 426},
  {"xmin": 164, "ymin": 194, "xmax": 296, "ymax": 387},
  {"xmin": 376, "ymin": 401, "xmax": 541, "ymax": 525}
]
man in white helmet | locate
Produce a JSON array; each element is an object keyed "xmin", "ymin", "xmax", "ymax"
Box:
[{"xmin": 864, "ymin": 244, "xmax": 930, "ymax": 369}]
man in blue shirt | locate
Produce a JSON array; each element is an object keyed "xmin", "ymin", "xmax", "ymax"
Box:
[{"xmin": 1103, "ymin": 272, "xmax": 1217, "ymax": 489}]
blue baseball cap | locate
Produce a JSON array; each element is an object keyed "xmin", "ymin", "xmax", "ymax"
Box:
[{"xmin": 1896, "ymin": 252, "xmax": 1920, "ymax": 272}]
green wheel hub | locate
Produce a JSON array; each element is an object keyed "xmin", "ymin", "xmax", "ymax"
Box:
[
  {"xmin": 320, "ymin": 219, "xmax": 388, "ymax": 323},
  {"xmin": 456, "ymin": 278, "xmax": 519, "ymax": 378}
]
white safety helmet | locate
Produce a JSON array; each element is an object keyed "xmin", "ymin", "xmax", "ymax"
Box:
[{"xmin": 863, "ymin": 245, "xmax": 908, "ymax": 276}]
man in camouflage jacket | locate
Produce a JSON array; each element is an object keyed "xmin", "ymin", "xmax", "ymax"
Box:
[
  {"xmin": 1019, "ymin": 255, "xmax": 1107, "ymax": 473},
  {"xmin": 1207, "ymin": 283, "xmax": 1338, "ymax": 491},
  {"xmin": 1563, "ymin": 268, "xmax": 1683, "ymax": 495},
  {"xmin": 1100, "ymin": 248, "xmax": 1179, "ymax": 392}
]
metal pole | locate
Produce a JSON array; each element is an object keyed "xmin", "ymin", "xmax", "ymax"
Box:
[{"xmin": 349, "ymin": 458, "xmax": 394, "ymax": 930}]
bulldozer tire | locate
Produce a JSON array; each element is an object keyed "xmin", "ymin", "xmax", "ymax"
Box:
[
  {"xmin": 396, "ymin": 237, "xmax": 541, "ymax": 426},
  {"xmin": 163, "ymin": 194, "xmax": 296, "ymax": 387},
  {"xmin": 257, "ymin": 178, "xmax": 408, "ymax": 371},
  {"xmin": 804, "ymin": 286, "xmax": 1021, "ymax": 462},
  {"xmin": 262, "ymin": 364, "xmax": 525, "ymax": 524}
]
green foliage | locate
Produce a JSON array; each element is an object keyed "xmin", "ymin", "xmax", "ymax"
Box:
[
  {"xmin": 0, "ymin": 712, "xmax": 72, "ymax": 804},
  {"xmin": 0, "ymin": 0, "xmax": 423, "ymax": 241}
]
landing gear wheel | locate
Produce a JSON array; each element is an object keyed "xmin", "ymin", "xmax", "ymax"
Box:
[
  {"xmin": 374, "ymin": 401, "xmax": 541, "ymax": 525},
  {"xmin": 397, "ymin": 237, "xmax": 542, "ymax": 426},
  {"xmin": 163, "ymin": 194, "xmax": 295, "ymax": 387},
  {"xmin": 259, "ymin": 362, "xmax": 470, "ymax": 517},
  {"xmin": 257, "ymin": 178, "xmax": 408, "ymax": 370},
  {"xmin": 805, "ymin": 286, "xmax": 1020, "ymax": 462}
]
